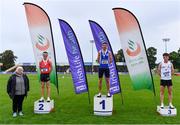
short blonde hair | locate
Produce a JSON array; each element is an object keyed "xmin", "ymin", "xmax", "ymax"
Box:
[{"xmin": 15, "ymin": 66, "xmax": 24, "ymax": 73}]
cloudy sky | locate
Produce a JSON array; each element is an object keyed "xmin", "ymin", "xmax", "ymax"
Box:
[{"xmin": 0, "ymin": 0, "xmax": 180, "ymax": 64}]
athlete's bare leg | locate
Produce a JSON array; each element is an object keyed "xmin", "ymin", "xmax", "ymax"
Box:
[
  {"xmin": 98, "ymin": 78, "xmax": 102, "ymax": 94},
  {"xmin": 168, "ymin": 86, "xmax": 173, "ymax": 107},
  {"xmin": 46, "ymin": 81, "xmax": 51, "ymax": 98},
  {"xmin": 41, "ymin": 82, "xmax": 45, "ymax": 97},
  {"xmin": 160, "ymin": 85, "xmax": 165, "ymax": 107},
  {"xmin": 105, "ymin": 77, "xmax": 110, "ymax": 93}
]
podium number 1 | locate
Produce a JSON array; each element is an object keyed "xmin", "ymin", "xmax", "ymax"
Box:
[
  {"xmin": 39, "ymin": 104, "xmax": 44, "ymax": 110},
  {"xmin": 100, "ymin": 100, "xmax": 105, "ymax": 110}
]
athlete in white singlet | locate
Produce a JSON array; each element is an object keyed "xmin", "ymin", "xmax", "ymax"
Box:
[{"xmin": 158, "ymin": 53, "xmax": 175, "ymax": 109}]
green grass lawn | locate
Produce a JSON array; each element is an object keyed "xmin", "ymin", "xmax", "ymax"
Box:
[{"xmin": 0, "ymin": 74, "xmax": 180, "ymax": 124}]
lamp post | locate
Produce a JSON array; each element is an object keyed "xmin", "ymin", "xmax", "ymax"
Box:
[
  {"xmin": 90, "ymin": 40, "xmax": 95, "ymax": 74},
  {"xmin": 122, "ymin": 57, "xmax": 126, "ymax": 72},
  {"xmin": 0, "ymin": 55, "xmax": 2, "ymax": 72},
  {"xmin": 162, "ymin": 38, "xmax": 170, "ymax": 53}
]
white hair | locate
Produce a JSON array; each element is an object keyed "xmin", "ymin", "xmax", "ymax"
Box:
[{"xmin": 15, "ymin": 66, "xmax": 24, "ymax": 73}]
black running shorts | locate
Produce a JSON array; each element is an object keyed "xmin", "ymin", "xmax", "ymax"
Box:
[
  {"xmin": 160, "ymin": 80, "xmax": 172, "ymax": 87},
  {"xmin": 40, "ymin": 74, "xmax": 50, "ymax": 82},
  {"xmin": 98, "ymin": 68, "xmax": 110, "ymax": 78}
]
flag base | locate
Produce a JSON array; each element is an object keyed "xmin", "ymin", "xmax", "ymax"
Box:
[
  {"xmin": 157, "ymin": 106, "xmax": 177, "ymax": 116},
  {"xmin": 94, "ymin": 95, "xmax": 113, "ymax": 116},
  {"xmin": 34, "ymin": 100, "xmax": 54, "ymax": 114}
]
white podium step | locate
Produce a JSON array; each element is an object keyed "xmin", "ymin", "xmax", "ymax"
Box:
[
  {"xmin": 34, "ymin": 100, "xmax": 54, "ymax": 114},
  {"xmin": 94, "ymin": 95, "xmax": 113, "ymax": 116},
  {"xmin": 157, "ymin": 106, "xmax": 177, "ymax": 116}
]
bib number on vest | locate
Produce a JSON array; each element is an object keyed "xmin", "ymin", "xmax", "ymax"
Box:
[
  {"xmin": 101, "ymin": 60, "xmax": 108, "ymax": 64},
  {"xmin": 41, "ymin": 68, "xmax": 48, "ymax": 72},
  {"xmin": 163, "ymin": 71, "xmax": 170, "ymax": 77}
]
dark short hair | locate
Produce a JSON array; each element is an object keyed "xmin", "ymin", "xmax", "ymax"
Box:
[
  {"xmin": 163, "ymin": 53, "xmax": 169, "ymax": 57},
  {"xmin": 102, "ymin": 42, "xmax": 108, "ymax": 45},
  {"xmin": 43, "ymin": 51, "xmax": 48, "ymax": 54}
]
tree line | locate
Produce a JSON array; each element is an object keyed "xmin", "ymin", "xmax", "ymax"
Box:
[
  {"xmin": 114, "ymin": 47, "xmax": 180, "ymax": 71},
  {"xmin": 0, "ymin": 48, "xmax": 180, "ymax": 71},
  {"xmin": 0, "ymin": 50, "xmax": 17, "ymax": 71}
]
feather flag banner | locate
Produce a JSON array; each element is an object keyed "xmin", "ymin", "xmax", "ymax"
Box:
[
  {"xmin": 24, "ymin": 3, "xmax": 59, "ymax": 93},
  {"xmin": 113, "ymin": 8, "xmax": 155, "ymax": 94}
]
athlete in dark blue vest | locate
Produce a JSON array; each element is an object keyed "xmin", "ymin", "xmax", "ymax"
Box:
[{"xmin": 97, "ymin": 42, "xmax": 112, "ymax": 97}]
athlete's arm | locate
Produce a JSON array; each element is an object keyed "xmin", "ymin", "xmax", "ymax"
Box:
[
  {"xmin": 157, "ymin": 63, "xmax": 161, "ymax": 76},
  {"xmin": 97, "ymin": 52, "xmax": 100, "ymax": 63},
  {"xmin": 109, "ymin": 51, "xmax": 113, "ymax": 64},
  {"xmin": 171, "ymin": 63, "xmax": 175, "ymax": 75},
  {"xmin": 49, "ymin": 60, "xmax": 52, "ymax": 72}
]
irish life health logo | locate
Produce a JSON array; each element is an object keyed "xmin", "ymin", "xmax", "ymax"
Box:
[
  {"xmin": 35, "ymin": 34, "xmax": 50, "ymax": 51},
  {"xmin": 126, "ymin": 40, "xmax": 141, "ymax": 57}
]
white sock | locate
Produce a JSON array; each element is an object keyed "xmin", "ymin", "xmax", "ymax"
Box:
[
  {"xmin": 161, "ymin": 103, "xmax": 164, "ymax": 107},
  {"xmin": 40, "ymin": 97, "xmax": 44, "ymax": 100},
  {"xmin": 169, "ymin": 102, "xmax": 173, "ymax": 106}
]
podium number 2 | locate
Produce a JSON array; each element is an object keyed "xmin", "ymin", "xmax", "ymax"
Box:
[
  {"xmin": 39, "ymin": 104, "xmax": 44, "ymax": 110},
  {"xmin": 100, "ymin": 100, "xmax": 105, "ymax": 110}
]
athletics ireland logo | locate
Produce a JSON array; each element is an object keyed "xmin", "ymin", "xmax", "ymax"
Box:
[
  {"xmin": 126, "ymin": 40, "xmax": 141, "ymax": 56},
  {"xmin": 35, "ymin": 34, "xmax": 50, "ymax": 51}
]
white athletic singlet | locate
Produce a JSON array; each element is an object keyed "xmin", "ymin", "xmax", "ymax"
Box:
[{"xmin": 160, "ymin": 61, "xmax": 172, "ymax": 80}]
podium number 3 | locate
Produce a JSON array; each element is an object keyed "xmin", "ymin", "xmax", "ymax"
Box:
[
  {"xmin": 39, "ymin": 104, "xmax": 44, "ymax": 110},
  {"xmin": 168, "ymin": 109, "xmax": 171, "ymax": 114},
  {"xmin": 100, "ymin": 100, "xmax": 105, "ymax": 110}
]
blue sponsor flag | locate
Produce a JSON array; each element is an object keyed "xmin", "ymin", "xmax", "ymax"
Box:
[
  {"xmin": 59, "ymin": 19, "xmax": 90, "ymax": 102},
  {"xmin": 89, "ymin": 20, "xmax": 122, "ymax": 95}
]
